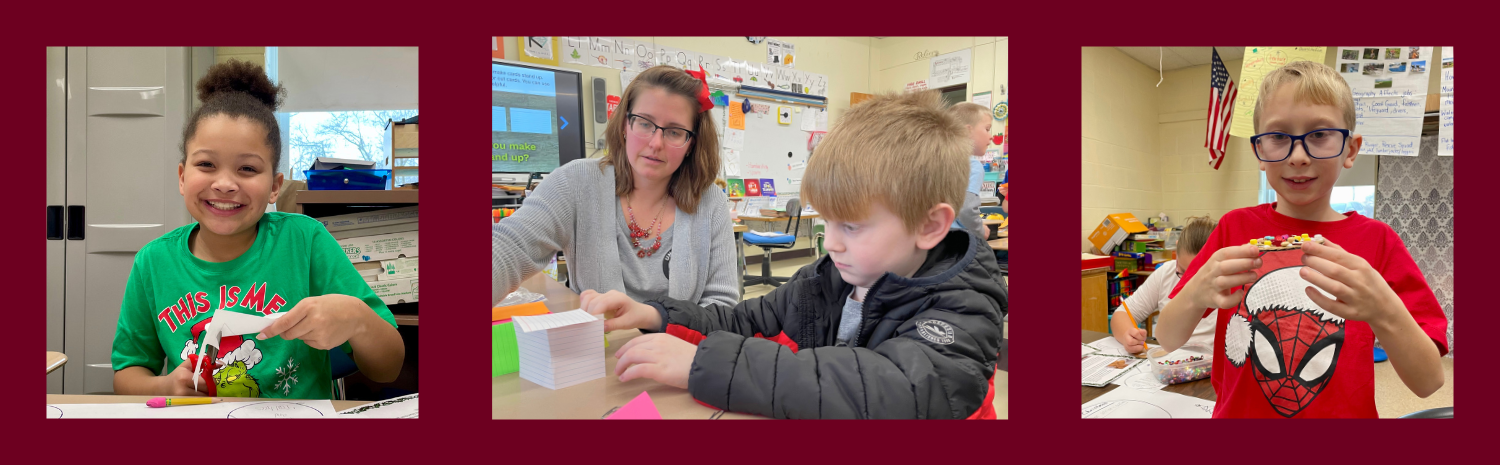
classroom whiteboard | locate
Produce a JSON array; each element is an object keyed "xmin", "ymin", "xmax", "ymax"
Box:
[{"xmin": 715, "ymin": 96, "xmax": 819, "ymax": 195}]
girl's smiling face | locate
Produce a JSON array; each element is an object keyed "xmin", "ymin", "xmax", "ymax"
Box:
[{"xmin": 179, "ymin": 115, "xmax": 283, "ymax": 240}]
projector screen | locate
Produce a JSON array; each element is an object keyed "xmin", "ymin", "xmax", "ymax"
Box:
[{"xmin": 492, "ymin": 60, "xmax": 585, "ymax": 173}]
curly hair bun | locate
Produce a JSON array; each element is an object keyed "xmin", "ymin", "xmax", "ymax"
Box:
[{"xmin": 196, "ymin": 59, "xmax": 283, "ymax": 111}]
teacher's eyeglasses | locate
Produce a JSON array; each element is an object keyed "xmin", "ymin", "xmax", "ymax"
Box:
[{"xmin": 627, "ymin": 114, "xmax": 695, "ymax": 149}]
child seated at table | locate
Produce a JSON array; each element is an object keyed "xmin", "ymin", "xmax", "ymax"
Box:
[
  {"xmin": 579, "ymin": 91, "xmax": 1005, "ymax": 419},
  {"xmin": 1110, "ymin": 216, "xmax": 1217, "ymax": 353}
]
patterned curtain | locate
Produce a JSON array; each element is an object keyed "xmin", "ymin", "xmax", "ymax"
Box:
[{"xmin": 1375, "ymin": 135, "xmax": 1454, "ymax": 357}]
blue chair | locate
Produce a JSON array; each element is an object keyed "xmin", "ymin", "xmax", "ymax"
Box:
[
  {"xmin": 330, "ymin": 348, "xmax": 358, "ymax": 400},
  {"xmin": 743, "ymin": 199, "xmax": 804, "ymax": 288}
]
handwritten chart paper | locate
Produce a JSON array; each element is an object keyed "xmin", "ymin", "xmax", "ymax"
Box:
[
  {"xmin": 1230, "ymin": 47, "xmax": 1327, "ymax": 138},
  {"xmin": 1439, "ymin": 47, "xmax": 1454, "ymax": 156},
  {"xmin": 1336, "ymin": 47, "xmax": 1434, "ymax": 156},
  {"xmin": 928, "ymin": 49, "xmax": 972, "ymax": 88},
  {"xmin": 1082, "ymin": 386, "xmax": 1214, "ymax": 419},
  {"xmin": 513, "ymin": 310, "xmax": 605, "ymax": 390},
  {"xmin": 48, "ymin": 400, "xmax": 336, "ymax": 418}
]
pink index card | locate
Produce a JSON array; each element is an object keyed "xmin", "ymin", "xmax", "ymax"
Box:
[{"xmin": 606, "ymin": 391, "xmax": 662, "ymax": 420}]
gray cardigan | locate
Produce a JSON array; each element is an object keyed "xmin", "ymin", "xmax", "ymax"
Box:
[{"xmin": 493, "ymin": 158, "xmax": 739, "ymax": 308}]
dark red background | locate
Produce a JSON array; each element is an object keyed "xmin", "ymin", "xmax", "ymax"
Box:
[{"xmin": 6, "ymin": 2, "xmax": 1488, "ymax": 461}]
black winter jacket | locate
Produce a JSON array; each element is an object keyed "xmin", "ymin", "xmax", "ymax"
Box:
[{"xmin": 647, "ymin": 229, "xmax": 1005, "ymax": 419}]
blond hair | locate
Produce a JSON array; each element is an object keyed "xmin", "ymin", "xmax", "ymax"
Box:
[
  {"xmin": 601, "ymin": 65, "xmax": 721, "ymax": 214},
  {"xmin": 1177, "ymin": 216, "xmax": 1217, "ymax": 255},
  {"xmin": 803, "ymin": 91, "xmax": 968, "ymax": 232},
  {"xmin": 1253, "ymin": 61, "xmax": 1356, "ymax": 132},
  {"xmin": 947, "ymin": 102, "xmax": 989, "ymax": 126}
]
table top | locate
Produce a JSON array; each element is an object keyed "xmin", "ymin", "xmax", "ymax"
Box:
[
  {"xmin": 495, "ymin": 274, "xmax": 760, "ymax": 419},
  {"xmin": 46, "ymin": 352, "xmax": 67, "ymax": 374},
  {"xmin": 46, "ymin": 394, "xmax": 370, "ymax": 412},
  {"xmin": 739, "ymin": 213, "xmax": 820, "ymax": 222},
  {"xmin": 988, "ymin": 238, "xmax": 1008, "ymax": 251},
  {"xmin": 1081, "ymin": 330, "xmax": 1216, "ymax": 404},
  {"xmin": 733, "ymin": 224, "xmax": 748, "ymax": 233}
]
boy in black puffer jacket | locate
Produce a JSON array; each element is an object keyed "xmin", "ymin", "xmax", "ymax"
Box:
[{"xmin": 580, "ymin": 91, "xmax": 1005, "ymax": 419}]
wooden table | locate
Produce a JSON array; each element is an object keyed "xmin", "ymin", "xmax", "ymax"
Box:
[
  {"xmin": 1080, "ymin": 330, "xmax": 1215, "ymax": 404},
  {"xmin": 988, "ymin": 238, "xmax": 1008, "ymax": 251},
  {"xmin": 494, "ymin": 274, "xmax": 761, "ymax": 419},
  {"xmin": 46, "ymin": 394, "xmax": 369, "ymax": 412},
  {"xmin": 46, "ymin": 352, "xmax": 67, "ymax": 374}
]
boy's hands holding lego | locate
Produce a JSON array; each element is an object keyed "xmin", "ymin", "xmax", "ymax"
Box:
[
  {"xmin": 161, "ymin": 360, "xmax": 212, "ymax": 396},
  {"xmin": 613, "ymin": 334, "xmax": 694, "ymax": 389},
  {"xmin": 256, "ymin": 294, "xmax": 371, "ymax": 350},
  {"xmin": 580, "ymin": 290, "xmax": 662, "ymax": 333},
  {"xmin": 1183, "ymin": 243, "xmax": 1263, "ymax": 310},
  {"xmin": 1299, "ymin": 239, "xmax": 1402, "ymax": 324}
]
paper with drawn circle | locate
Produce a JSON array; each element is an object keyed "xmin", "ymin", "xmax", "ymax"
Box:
[
  {"xmin": 227, "ymin": 401, "xmax": 328, "ymax": 418},
  {"xmin": 47, "ymin": 406, "xmax": 63, "ymax": 419},
  {"xmin": 1083, "ymin": 399, "xmax": 1171, "ymax": 418}
]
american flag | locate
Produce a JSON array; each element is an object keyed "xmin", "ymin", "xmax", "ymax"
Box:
[{"xmin": 1205, "ymin": 48, "xmax": 1237, "ymax": 170}]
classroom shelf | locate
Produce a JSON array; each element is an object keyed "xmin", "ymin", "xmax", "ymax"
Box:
[{"xmin": 294, "ymin": 189, "xmax": 418, "ymax": 205}]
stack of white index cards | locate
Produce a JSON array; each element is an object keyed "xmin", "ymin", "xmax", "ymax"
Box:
[{"xmin": 512, "ymin": 309, "xmax": 606, "ymax": 389}]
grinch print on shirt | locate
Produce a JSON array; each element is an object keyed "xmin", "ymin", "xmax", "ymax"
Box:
[
  {"xmin": 168, "ymin": 282, "xmax": 290, "ymax": 398},
  {"xmin": 1226, "ymin": 249, "xmax": 1344, "ymax": 418}
]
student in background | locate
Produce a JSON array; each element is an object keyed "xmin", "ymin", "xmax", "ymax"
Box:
[
  {"xmin": 112, "ymin": 61, "xmax": 404, "ymax": 398},
  {"xmin": 492, "ymin": 65, "xmax": 738, "ymax": 310},
  {"xmin": 1110, "ymin": 217, "xmax": 1217, "ymax": 353},
  {"xmin": 947, "ymin": 102, "xmax": 991, "ymax": 239},
  {"xmin": 579, "ymin": 91, "xmax": 1004, "ymax": 419},
  {"xmin": 1154, "ymin": 61, "xmax": 1446, "ymax": 418}
]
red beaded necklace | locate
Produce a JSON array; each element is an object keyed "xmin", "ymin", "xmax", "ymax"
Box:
[{"xmin": 626, "ymin": 195, "xmax": 669, "ymax": 258}]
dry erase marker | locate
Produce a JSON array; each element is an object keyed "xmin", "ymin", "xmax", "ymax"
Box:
[{"xmin": 147, "ymin": 397, "xmax": 222, "ymax": 408}]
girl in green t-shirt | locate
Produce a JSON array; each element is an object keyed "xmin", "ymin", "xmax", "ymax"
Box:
[{"xmin": 111, "ymin": 60, "xmax": 405, "ymax": 399}]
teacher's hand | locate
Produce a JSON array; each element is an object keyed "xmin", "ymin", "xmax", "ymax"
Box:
[{"xmin": 580, "ymin": 290, "xmax": 664, "ymax": 333}]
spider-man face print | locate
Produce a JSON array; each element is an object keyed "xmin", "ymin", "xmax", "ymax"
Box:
[{"xmin": 1227, "ymin": 249, "xmax": 1344, "ymax": 418}]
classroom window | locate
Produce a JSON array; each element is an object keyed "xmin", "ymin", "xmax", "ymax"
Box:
[
  {"xmin": 1258, "ymin": 173, "xmax": 1374, "ymax": 217},
  {"xmin": 266, "ymin": 47, "xmax": 417, "ymax": 185},
  {"xmin": 282, "ymin": 110, "xmax": 419, "ymax": 182}
]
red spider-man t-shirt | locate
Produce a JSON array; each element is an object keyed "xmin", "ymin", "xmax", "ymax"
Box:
[{"xmin": 1169, "ymin": 203, "xmax": 1448, "ymax": 418}]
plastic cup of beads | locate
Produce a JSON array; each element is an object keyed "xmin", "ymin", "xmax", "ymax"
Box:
[{"xmin": 1147, "ymin": 343, "xmax": 1213, "ymax": 385}]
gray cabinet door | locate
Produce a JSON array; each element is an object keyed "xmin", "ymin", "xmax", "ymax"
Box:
[{"xmin": 61, "ymin": 47, "xmax": 191, "ymax": 394}]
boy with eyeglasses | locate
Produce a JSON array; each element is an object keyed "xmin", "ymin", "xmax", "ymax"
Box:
[{"xmin": 1152, "ymin": 61, "xmax": 1447, "ymax": 418}]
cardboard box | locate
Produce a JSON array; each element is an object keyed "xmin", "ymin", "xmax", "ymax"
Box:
[
  {"xmin": 1087, "ymin": 213, "xmax": 1148, "ymax": 254},
  {"xmin": 339, "ymin": 231, "xmax": 418, "ymax": 263},
  {"xmin": 369, "ymin": 276, "xmax": 418, "ymax": 305},
  {"xmin": 1082, "ymin": 253, "xmax": 1113, "ymax": 271},
  {"xmin": 354, "ymin": 262, "xmax": 382, "ymax": 282},
  {"xmin": 382, "ymin": 256, "xmax": 418, "ymax": 276},
  {"xmin": 317, "ymin": 206, "xmax": 419, "ymax": 234}
]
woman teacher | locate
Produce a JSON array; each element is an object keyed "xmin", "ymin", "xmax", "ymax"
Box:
[{"xmin": 494, "ymin": 65, "xmax": 739, "ymax": 309}]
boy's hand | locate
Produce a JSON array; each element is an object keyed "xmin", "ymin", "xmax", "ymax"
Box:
[
  {"xmin": 256, "ymin": 295, "xmax": 370, "ymax": 350},
  {"xmin": 1299, "ymin": 239, "xmax": 1401, "ymax": 324},
  {"xmin": 1184, "ymin": 243, "xmax": 1263, "ymax": 310},
  {"xmin": 1118, "ymin": 327, "xmax": 1148, "ymax": 354},
  {"xmin": 580, "ymin": 290, "xmax": 663, "ymax": 333},
  {"xmin": 162, "ymin": 360, "xmax": 212, "ymax": 397},
  {"xmin": 613, "ymin": 333, "xmax": 694, "ymax": 389}
]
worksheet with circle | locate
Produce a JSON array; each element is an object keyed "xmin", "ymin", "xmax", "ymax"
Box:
[{"xmin": 47, "ymin": 400, "xmax": 336, "ymax": 419}]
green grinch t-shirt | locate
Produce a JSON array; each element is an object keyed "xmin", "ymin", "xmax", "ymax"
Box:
[{"xmin": 112, "ymin": 212, "xmax": 397, "ymax": 399}]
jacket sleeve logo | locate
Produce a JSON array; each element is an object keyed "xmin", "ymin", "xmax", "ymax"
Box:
[{"xmin": 916, "ymin": 320, "xmax": 956, "ymax": 345}]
